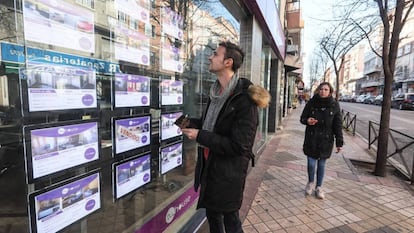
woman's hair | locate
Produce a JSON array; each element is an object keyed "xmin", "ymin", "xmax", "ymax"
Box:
[{"xmin": 317, "ymin": 82, "xmax": 334, "ymax": 95}]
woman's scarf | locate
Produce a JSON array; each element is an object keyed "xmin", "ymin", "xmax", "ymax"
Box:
[
  {"xmin": 202, "ymin": 76, "xmax": 238, "ymax": 132},
  {"xmin": 312, "ymin": 94, "xmax": 334, "ymax": 109}
]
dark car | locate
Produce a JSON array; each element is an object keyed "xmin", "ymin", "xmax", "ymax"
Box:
[{"xmin": 391, "ymin": 93, "xmax": 414, "ymax": 110}]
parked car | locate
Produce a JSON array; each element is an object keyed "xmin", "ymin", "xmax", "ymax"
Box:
[
  {"xmin": 391, "ymin": 93, "xmax": 414, "ymax": 110},
  {"xmin": 373, "ymin": 94, "xmax": 383, "ymax": 105},
  {"xmin": 339, "ymin": 95, "xmax": 352, "ymax": 102},
  {"xmin": 349, "ymin": 95, "xmax": 357, "ymax": 102},
  {"xmin": 363, "ymin": 96, "xmax": 376, "ymax": 104},
  {"xmin": 356, "ymin": 94, "xmax": 367, "ymax": 103}
]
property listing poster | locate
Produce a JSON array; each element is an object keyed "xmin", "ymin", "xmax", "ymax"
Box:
[
  {"xmin": 114, "ymin": 0, "xmax": 150, "ymax": 25},
  {"xmin": 113, "ymin": 23, "xmax": 150, "ymax": 66},
  {"xmin": 32, "ymin": 173, "xmax": 100, "ymax": 233},
  {"xmin": 113, "ymin": 0, "xmax": 150, "ymax": 65},
  {"xmin": 114, "ymin": 74, "xmax": 150, "ymax": 107},
  {"xmin": 29, "ymin": 122, "xmax": 99, "ymax": 179},
  {"xmin": 160, "ymin": 79, "xmax": 183, "ymax": 105},
  {"xmin": 23, "ymin": 0, "xmax": 95, "ymax": 53},
  {"xmin": 114, "ymin": 116, "xmax": 151, "ymax": 154},
  {"xmin": 160, "ymin": 142, "xmax": 182, "ymax": 175},
  {"xmin": 25, "ymin": 62, "xmax": 97, "ymax": 112},
  {"xmin": 160, "ymin": 112, "xmax": 183, "ymax": 141},
  {"xmin": 115, "ymin": 154, "xmax": 151, "ymax": 199},
  {"xmin": 161, "ymin": 7, "xmax": 184, "ymax": 40},
  {"xmin": 161, "ymin": 40, "xmax": 184, "ymax": 73}
]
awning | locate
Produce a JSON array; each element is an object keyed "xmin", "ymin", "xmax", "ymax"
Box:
[
  {"xmin": 291, "ymin": 68, "xmax": 302, "ymax": 75},
  {"xmin": 284, "ymin": 54, "xmax": 302, "ymax": 72}
]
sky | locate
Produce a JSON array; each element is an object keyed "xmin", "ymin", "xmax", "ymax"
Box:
[{"xmin": 301, "ymin": 0, "xmax": 335, "ymax": 86}]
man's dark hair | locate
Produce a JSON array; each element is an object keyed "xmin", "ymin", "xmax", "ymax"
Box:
[{"xmin": 219, "ymin": 41, "xmax": 245, "ymax": 72}]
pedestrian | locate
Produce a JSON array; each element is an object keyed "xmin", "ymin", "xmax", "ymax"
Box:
[
  {"xmin": 299, "ymin": 82, "xmax": 343, "ymax": 199},
  {"xmin": 180, "ymin": 41, "xmax": 270, "ymax": 233}
]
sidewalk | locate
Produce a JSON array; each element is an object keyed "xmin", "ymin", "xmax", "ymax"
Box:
[
  {"xmin": 240, "ymin": 105, "xmax": 414, "ymax": 232},
  {"xmin": 197, "ymin": 105, "xmax": 414, "ymax": 233}
]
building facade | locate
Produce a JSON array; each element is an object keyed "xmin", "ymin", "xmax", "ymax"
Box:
[{"xmin": 333, "ymin": 6, "xmax": 414, "ymax": 98}]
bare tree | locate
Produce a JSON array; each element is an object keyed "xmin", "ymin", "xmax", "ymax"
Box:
[
  {"xmin": 0, "ymin": 5, "xmax": 18, "ymax": 41},
  {"xmin": 308, "ymin": 47, "xmax": 329, "ymax": 91},
  {"xmin": 333, "ymin": 0, "xmax": 414, "ymax": 176},
  {"xmin": 371, "ymin": 0, "xmax": 414, "ymax": 176},
  {"xmin": 318, "ymin": 9, "xmax": 367, "ymax": 100}
]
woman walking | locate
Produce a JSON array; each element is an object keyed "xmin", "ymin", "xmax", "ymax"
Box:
[{"xmin": 300, "ymin": 82, "xmax": 343, "ymax": 199}]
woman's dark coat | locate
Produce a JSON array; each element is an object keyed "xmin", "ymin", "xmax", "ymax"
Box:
[
  {"xmin": 300, "ymin": 94, "xmax": 344, "ymax": 159},
  {"xmin": 188, "ymin": 78, "xmax": 267, "ymax": 212}
]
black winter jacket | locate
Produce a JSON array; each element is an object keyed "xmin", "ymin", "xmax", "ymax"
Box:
[
  {"xmin": 300, "ymin": 94, "xmax": 344, "ymax": 159},
  {"xmin": 188, "ymin": 78, "xmax": 268, "ymax": 212}
]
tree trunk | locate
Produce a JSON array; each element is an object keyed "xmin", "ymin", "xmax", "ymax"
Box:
[{"xmin": 374, "ymin": 73, "xmax": 392, "ymax": 176}]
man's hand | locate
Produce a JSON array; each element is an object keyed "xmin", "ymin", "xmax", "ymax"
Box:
[{"xmin": 181, "ymin": 128, "xmax": 199, "ymax": 141}]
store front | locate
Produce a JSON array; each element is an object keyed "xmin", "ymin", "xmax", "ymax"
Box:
[{"xmin": 0, "ymin": 1, "xmax": 284, "ymax": 232}]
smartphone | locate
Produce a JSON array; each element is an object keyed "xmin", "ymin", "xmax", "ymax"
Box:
[{"xmin": 174, "ymin": 114, "xmax": 188, "ymax": 128}]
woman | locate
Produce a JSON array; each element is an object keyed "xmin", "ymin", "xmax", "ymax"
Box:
[{"xmin": 300, "ymin": 82, "xmax": 343, "ymax": 199}]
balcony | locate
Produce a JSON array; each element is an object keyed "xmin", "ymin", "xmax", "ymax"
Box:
[
  {"xmin": 363, "ymin": 65, "xmax": 382, "ymax": 75},
  {"xmin": 286, "ymin": 1, "xmax": 303, "ymax": 30},
  {"xmin": 286, "ymin": 44, "xmax": 298, "ymax": 55},
  {"xmin": 361, "ymin": 80, "xmax": 382, "ymax": 88}
]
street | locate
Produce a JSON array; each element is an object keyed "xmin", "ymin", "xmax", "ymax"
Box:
[
  {"xmin": 340, "ymin": 102, "xmax": 414, "ymax": 138},
  {"xmin": 340, "ymin": 101, "xmax": 414, "ymax": 179}
]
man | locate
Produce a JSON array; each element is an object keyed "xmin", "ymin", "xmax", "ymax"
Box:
[{"xmin": 181, "ymin": 41, "xmax": 270, "ymax": 233}]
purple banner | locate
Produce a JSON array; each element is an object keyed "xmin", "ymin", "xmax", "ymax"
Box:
[
  {"xmin": 116, "ymin": 117, "xmax": 150, "ymax": 127},
  {"xmin": 36, "ymin": 173, "xmax": 99, "ymax": 201},
  {"xmin": 31, "ymin": 122, "xmax": 97, "ymax": 137},
  {"xmin": 162, "ymin": 143, "xmax": 181, "ymax": 153},
  {"xmin": 134, "ymin": 187, "xmax": 199, "ymax": 233}
]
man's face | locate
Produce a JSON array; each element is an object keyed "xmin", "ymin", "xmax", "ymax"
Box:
[{"xmin": 208, "ymin": 46, "xmax": 229, "ymax": 73}]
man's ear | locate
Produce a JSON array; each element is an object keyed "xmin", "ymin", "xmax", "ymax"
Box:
[{"xmin": 225, "ymin": 58, "xmax": 233, "ymax": 67}]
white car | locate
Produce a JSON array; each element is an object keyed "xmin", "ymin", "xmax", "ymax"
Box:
[{"xmin": 356, "ymin": 94, "xmax": 367, "ymax": 103}]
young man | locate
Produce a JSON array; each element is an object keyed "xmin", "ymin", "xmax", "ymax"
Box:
[{"xmin": 181, "ymin": 41, "xmax": 270, "ymax": 233}]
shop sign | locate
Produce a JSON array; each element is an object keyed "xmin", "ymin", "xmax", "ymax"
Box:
[{"xmin": 1, "ymin": 42, "xmax": 119, "ymax": 74}]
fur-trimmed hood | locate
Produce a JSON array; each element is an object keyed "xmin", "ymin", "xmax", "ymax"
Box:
[
  {"xmin": 237, "ymin": 78, "xmax": 270, "ymax": 108},
  {"xmin": 248, "ymin": 85, "xmax": 271, "ymax": 108}
]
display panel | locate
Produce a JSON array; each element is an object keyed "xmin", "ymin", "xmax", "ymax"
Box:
[
  {"xmin": 114, "ymin": 73, "xmax": 150, "ymax": 108},
  {"xmin": 113, "ymin": 153, "xmax": 151, "ymax": 200},
  {"xmin": 24, "ymin": 120, "xmax": 100, "ymax": 182},
  {"xmin": 160, "ymin": 79, "xmax": 183, "ymax": 106},
  {"xmin": 161, "ymin": 7, "xmax": 184, "ymax": 40},
  {"xmin": 159, "ymin": 141, "xmax": 182, "ymax": 175},
  {"xmin": 28, "ymin": 171, "xmax": 101, "ymax": 233},
  {"xmin": 24, "ymin": 61, "xmax": 97, "ymax": 112},
  {"xmin": 113, "ymin": 22, "xmax": 150, "ymax": 66},
  {"xmin": 160, "ymin": 111, "xmax": 183, "ymax": 142},
  {"xmin": 23, "ymin": 0, "xmax": 95, "ymax": 53},
  {"xmin": 114, "ymin": 0, "xmax": 150, "ymax": 24},
  {"xmin": 112, "ymin": 115, "xmax": 151, "ymax": 156},
  {"xmin": 161, "ymin": 40, "xmax": 184, "ymax": 73}
]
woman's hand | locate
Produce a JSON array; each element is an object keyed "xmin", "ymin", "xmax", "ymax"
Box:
[
  {"xmin": 336, "ymin": 147, "xmax": 342, "ymax": 153},
  {"xmin": 307, "ymin": 117, "xmax": 318, "ymax": 125}
]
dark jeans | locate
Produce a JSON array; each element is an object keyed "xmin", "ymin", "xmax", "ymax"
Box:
[{"xmin": 205, "ymin": 209, "xmax": 244, "ymax": 233}]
